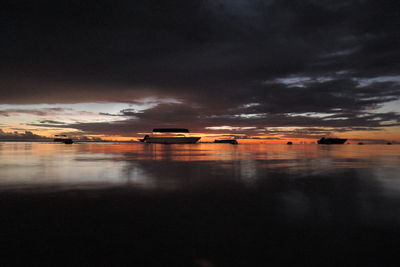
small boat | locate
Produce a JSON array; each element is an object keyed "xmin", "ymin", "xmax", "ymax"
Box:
[
  {"xmin": 54, "ymin": 135, "xmax": 74, "ymax": 144},
  {"xmin": 358, "ymin": 142, "xmax": 363, "ymax": 145},
  {"xmin": 140, "ymin": 128, "xmax": 200, "ymax": 144},
  {"xmin": 214, "ymin": 139, "xmax": 238, "ymax": 144},
  {"xmin": 287, "ymin": 141, "xmax": 293, "ymax": 145},
  {"xmin": 317, "ymin": 137, "xmax": 347, "ymax": 144}
]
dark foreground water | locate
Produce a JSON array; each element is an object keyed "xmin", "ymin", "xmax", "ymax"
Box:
[{"xmin": 1, "ymin": 142, "xmax": 400, "ymax": 266}]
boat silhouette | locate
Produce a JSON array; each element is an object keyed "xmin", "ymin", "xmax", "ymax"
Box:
[
  {"xmin": 53, "ymin": 135, "xmax": 73, "ymax": 144},
  {"xmin": 317, "ymin": 137, "xmax": 347, "ymax": 144},
  {"xmin": 214, "ymin": 139, "xmax": 238, "ymax": 144},
  {"xmin": 140, "ymin": 128, "xmax": 200, "ymax": 144}
]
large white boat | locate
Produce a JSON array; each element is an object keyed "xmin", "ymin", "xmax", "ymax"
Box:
[{"xmin": 140, "ymin": 128, "xmax": 200, "ymax": 144}]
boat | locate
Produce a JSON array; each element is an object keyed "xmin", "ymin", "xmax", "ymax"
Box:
[
  {"xmin": 53, "ymin": 135, "xmax": 73, "ymax": 144},
  {"xmin": 140, "ymin": 128, "xmax": 200, "ymax": 144},
  {"xmin": 317, "ymin": 137, "xmax": 347, "ymax": 144},
  {"xmin": 287, "ymin": 141, "xmax": 293, "ymax": 145},
  {"xmin": 214, "ymin": 139, "xmax": 238, "ymax": 144}
]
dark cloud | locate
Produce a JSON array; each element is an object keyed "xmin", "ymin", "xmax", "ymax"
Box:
[
  {"xmin": 36, "ymin": 103, "xmax": 204, "ymax": 134},
  {"xmin": 0, "ymin": 129, "xmax": 49, "ymax": 141},
  {"xmin": 0, "ymin": 128, "xmax": 107, "ymax": 141},
  {"xmin": 31, "ymin": 100, "xmax": 398, "ymax": 136},
  {"xmin": 1, "ymin": 0, "xmax": 399, "ymax": 136},
  {"xmin": 0, "ymin": 108, "xmax": 69, "ymax": 117},
  {"xmin": 257, "ymin": 126, "xmax": 384, "ymax": 140},
  {"xmin": 39, "ymin": 120, "xmax": 66, "ymax": 124}
]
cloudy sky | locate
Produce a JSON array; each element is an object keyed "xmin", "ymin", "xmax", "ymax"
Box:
[{"xmin": 1, "ymin": 0, "xmax": 399, "ymax": 142}]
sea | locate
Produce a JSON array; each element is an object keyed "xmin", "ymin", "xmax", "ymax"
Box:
[{"xmin": 1, "ymin": 142, "xmax": 400, "ymax": 266}]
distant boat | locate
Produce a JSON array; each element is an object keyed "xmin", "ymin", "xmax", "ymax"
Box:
[
  {"xmin": 358, "ymin": 142, "xmax": 364, "ymax": 145},
  {"xmin": 140, "ymin": 128, "xmax": 200, "ymax": 144},
  {"xmin": 317, "ymin": 137, "xmax": 347, "ymax": 144},
  {"xmin": 287, "ymin": 141, "xmax": 293, "ymax": 145},
  {"xmin": 214, "ymin": 139, "xmax": 238, "ymax": 144},
  {"xmin": 53, "ymin": 135, "xmax": 73, "ymax": 144}
]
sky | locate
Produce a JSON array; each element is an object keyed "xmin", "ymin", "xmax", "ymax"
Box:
[{"xmin": 1, "ymin": 0, "xmax": 399, "ymax": 143}]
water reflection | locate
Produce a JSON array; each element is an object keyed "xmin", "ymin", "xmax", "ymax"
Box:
[
  {"xmin": 1, "ymin": 142, "xmax": 400, "ymax": 265},
  {"xmin": 0, "ymin": 142, "xmax": 399, "ymax": 190},
  {"xmin": 1, "ymin": 142, "xmax": 400, "ymax": 224}
]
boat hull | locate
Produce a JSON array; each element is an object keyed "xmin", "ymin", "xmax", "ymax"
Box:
[
  {"xmin": 143, "ymin": 137, "xmax": 200, "ymax": 144},
  {"xmin": 54, "ymin": 138, "xmax": 73, "ymax": 144},
  {"xmin": 317, "ymin": 138, "xmax": 347, "ymax": 144},
  {"xmin": 214, "ymin": 140, "xmax": 238, "ymax": 144}
]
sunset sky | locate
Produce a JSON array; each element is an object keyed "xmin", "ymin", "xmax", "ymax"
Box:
[{"xmin": 1, "ymin": 0, "xmax": 399, "ymax": 143}]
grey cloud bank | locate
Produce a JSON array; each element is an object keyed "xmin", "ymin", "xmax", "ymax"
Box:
[{"xmin": 1, "ymin": 0, "xmax": 399, "ymax": 135}]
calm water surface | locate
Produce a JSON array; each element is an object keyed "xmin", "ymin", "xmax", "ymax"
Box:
[
  {"xmin": 1, "ymin": 142, "xmax": 400, "ymax": 266},
  {"xmin": 0, "ymin": 142, "xmax": 399, "ymax": 190}
]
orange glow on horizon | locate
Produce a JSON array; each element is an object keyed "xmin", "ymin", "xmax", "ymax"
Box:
[{"xmin": 2, "ymin": 127, "xmax": 399, "ymax": 144}]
